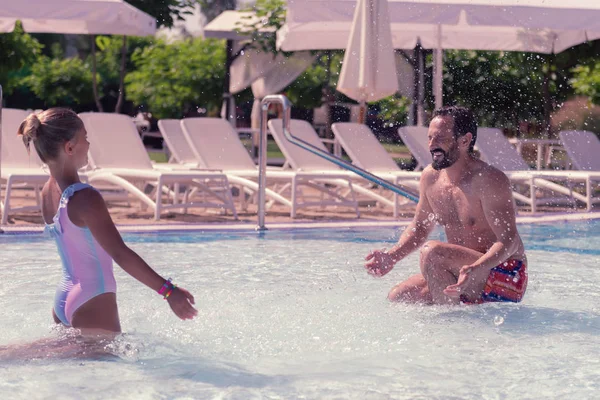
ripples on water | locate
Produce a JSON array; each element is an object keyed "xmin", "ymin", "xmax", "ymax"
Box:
[{"xmin": 0, "ymin": 220, "xmax": 598, "ymax": 398}]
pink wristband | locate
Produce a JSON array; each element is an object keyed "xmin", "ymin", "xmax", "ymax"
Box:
[{"xmin": 158, "ymin": 278, "xmax": 172, "ymax": 295}]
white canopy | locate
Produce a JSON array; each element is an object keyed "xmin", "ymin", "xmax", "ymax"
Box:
[
  {"xmin": 280, "ymin": 0, "xmax": 600, "ymax": 110},
  {"xmin": 337, "ymin": 0, "xmax": 398, "ymax": 110},
  {"xmin": 279, "ymin": 0, "xmax": 600, "ymax": 54},
  {"xmin": 0, "ymin": 0, "xmax": 156, "ymax": 36}
]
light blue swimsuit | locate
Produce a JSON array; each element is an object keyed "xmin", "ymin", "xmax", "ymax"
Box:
[{"xmin": 45, "ymin": 183, "xmax": 117, "ymax": 326}]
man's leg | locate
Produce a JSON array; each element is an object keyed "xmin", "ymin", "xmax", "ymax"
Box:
[
  {"xmin": 420, "ymin": 240, "xmax": 487, "ymax": 304},
  {"xmin": 388, "ymin": 274, "xmax": 432, "ymax": 304}
]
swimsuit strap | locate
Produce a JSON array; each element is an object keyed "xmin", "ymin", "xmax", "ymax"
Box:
[
  {"xmin": 61, "ymin": 182, "xmax": 96, "ymax": 202},
  {"xmin": 48, "ymin": 183, "xmax": 97, "ymax": 234}
]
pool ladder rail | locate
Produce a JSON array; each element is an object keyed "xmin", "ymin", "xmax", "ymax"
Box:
[{"xmin": 256, "ymin": 94, "xmax": 419, "ymax": 231}]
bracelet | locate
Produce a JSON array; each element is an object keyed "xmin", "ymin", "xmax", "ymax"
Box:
[
  {"xmin": 164, "ymin": 284, "xmax": 177, "ymax": 300},
  {"xmin": 158, "ymin": 278, "xmax": 172, "ymax": 295}
]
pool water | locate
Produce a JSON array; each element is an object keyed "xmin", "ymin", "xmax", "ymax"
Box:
[{"xmin": 0, "ymin": 220, "xmax": 599, "ymax": 399}]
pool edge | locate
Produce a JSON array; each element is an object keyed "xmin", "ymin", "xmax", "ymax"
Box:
[{"xmin": 1, "ymin": 211, "xmax": 599, "ymax": 235}]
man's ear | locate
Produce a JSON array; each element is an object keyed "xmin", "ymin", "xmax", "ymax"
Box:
[{"xmin": 462, "ymin": 132, "xmax": 473, "ymax": 148}]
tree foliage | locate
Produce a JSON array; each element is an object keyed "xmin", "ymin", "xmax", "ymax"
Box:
[
  {"xmin": 125, "ymin": 38, "xmax": 226, "ymax": 119},
  {"xmin": 0, "ymin": 22, "xmax": 43, "ymax": 95},
  {"xmin": 126, "ymin": 0, "xmax": 200, "ymax": 28},
  {"xmin": 23, "ymin": 56, "xmax": 97, "ymax": 109},
  {"xmin": 571, "ymin": 62, "xmax": 600, "ymax": 105},
  {"xmin": 442, "ymin": 50, "xmax": 570, "ymax": 131},
  {"xmin": 199, "ymin": 0, "xmax": 237, "ymax": 22},
  {"xmin": 237, "ymin": 0, "xmax": 286, "ymax": 54},
  {"xmin": 91, "ymin": 35, "xmax": 156, "ymax": 109}
]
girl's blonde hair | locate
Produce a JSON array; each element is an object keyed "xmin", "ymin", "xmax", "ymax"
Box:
[{"xmin": 17, "ymin": 108, "xmax": 84, "ymax": 162}]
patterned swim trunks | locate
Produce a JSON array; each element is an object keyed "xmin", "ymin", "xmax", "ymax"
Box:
[{"xmin": 461, "ymin": 259, "xmax": 528, "ymax": 304}]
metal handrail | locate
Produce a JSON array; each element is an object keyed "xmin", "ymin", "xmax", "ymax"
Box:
[
  {"xmin": 257, "ymin": 95, "xmax": 291, "ymax": 230},
  {"xmin": 256, "ymin": 94, "xmax": 419, "ymax": 230}
]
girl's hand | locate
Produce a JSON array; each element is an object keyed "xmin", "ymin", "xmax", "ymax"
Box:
[{"xmin": 166, "ymin": 287, "xmax": 198, "ymax": 320}]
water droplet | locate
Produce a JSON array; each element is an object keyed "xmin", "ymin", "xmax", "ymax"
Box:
[{"xmin": 494, "ymin": 316, "xmax": 504, "ymax": 326}]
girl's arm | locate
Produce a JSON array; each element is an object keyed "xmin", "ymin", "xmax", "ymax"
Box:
[{"xmin": 68, "ymin": 188, "xmax": 198, "ymax": 320}]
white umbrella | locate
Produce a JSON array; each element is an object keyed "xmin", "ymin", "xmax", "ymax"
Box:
[
  {"xmin": 0, "ymin": 0, "xmax": 155, "ymax": 36},
  {"xmin": 204, "ymin": 10, "xmax": 315, "ymax": 132},
  {"xmin": 337, "ymin": 0, "xmax": 398, "ymax": 123},
  {"xmin": 278, "ymin": 0, "xmax": 600, "ymax": 109},
  {"xmin": 0, "ymin": 0, "xmax": 156, "ymax": 226}
]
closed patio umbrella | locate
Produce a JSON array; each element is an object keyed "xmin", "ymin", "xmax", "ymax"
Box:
[{"xmin": 336, "ymin": 0, "xmax": 399, "ymax": 123}]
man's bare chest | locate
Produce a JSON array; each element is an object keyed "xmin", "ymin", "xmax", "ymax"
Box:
[{"xmin": 426, "ymin": 182, "xmax": 482, "ymax": 228}]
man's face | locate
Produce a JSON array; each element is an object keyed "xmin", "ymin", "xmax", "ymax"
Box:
[{"xmin": 428, "ymin": 116, "xmax": 460, "ymax": 170}]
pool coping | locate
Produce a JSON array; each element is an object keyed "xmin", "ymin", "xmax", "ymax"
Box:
[{"xmin": 1, "ymin": 211, "xmax": 599, "ymax": 235}]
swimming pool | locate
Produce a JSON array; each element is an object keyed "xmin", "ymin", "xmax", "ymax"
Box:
[{"xmin": 1, "ymin": 220, "xmax": 599, "ymax": 399}]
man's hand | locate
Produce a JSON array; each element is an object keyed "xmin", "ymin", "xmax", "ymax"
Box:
[
  {"xmin": 365, "ymin": 250, "xmax": 397, "ymax": 277},
  {"xmin": 443, "ymin": 264, "xmax": 476, "ymax": 298}
]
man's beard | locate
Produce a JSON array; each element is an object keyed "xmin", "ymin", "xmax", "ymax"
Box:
[{"xmin": 431, "ymin": 142, "xmax": 459, "ymax": 170}]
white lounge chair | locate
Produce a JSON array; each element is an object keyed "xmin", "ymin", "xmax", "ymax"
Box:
[
  {"xmin": 1, "ymin": 108, "xmax": 50, "ymax": 225},
  {"xmin": 159, "ymin": 118, "xmax": 293, "ymax": 213},
  {"xmin": 559, "ymin": 130, "xmax": 600, "ymax": 171},
  {"xmin": 558, "ymin": 130, "xmax": 600, "ymax": 210},
  {"xmin": 268, "ymin": 119, "xmax": 416, "ymax": 216},
  {"xmin": 157, "ymin": 119, "xmax": 200, "ymax": 167},
  {"xmin": 179, "ymin": 117, "xmax": 359, "ymax": 217},
  {"xmin": 477, "ymin": 128, "xmax": 599, "ymax": 212},
  {"xmin": 79, "ymin": 112, "xmax": 237, "ymax": 220},
  {"xmin": 331, "ymin": 122, "xmax": 421, "ymax": 217},
  {"xmin": 397, "ymin": 126, "xmax": 431, "ymax": 171}
]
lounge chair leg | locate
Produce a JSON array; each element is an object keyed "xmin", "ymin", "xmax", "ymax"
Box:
[
  {"xmin": 1, "ymin": 177, "xmax": 13, "ymax": 225},
  {"xmin": 347, "ymin": 180, "xmax": 360, "ymax": 218},
  {"xmin": 223, "ymin": 178, "xmax": 238, "ymax": 220},
  {"xmin": 154, "ymin": 178, "xmax": 162, "ymax": 220},
  {"xmin": 587, "ymin": 178, "xmax": 592, "ymax": 212},
  {"xmin": 530, "ymin": 177, "xmax": 537, "ymax": 213},
  {"xmin": 173, "ymin": 183, "xmax": 180, "ymax": 205},
  {"xmin": 291, "ymin": 177, "xmax": 298, "ymax": 218}
]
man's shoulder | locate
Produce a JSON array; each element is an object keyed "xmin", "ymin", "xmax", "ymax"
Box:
[
  {"xmin": 470, "ymin": 160, "xmax": 511, "ymax": 188},
  {"xmin": 421, "ymin": 165, "xmax": 440, "ymax": 182}
]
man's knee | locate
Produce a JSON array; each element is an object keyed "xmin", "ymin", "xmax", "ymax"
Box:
[{"xmin": 420, "ymin": 240, "xmax": 445, "ymax": 273}]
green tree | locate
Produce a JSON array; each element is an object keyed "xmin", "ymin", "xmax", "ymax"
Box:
[
  {"xmin": 0, "ymin": 22, "xmax": 43, "ymax": 95},
  {"xmin": 125, "ymin": 38, "xmax": 226, "ymax": 119},
  {"xmin": 442, "ymin": 50, "xmax": 570, "ymax": 133},
  {"xmin": 23, "ymin": 56, "xmax": 96, "ymax": 109},
  {"xmin": 199, "ymin": 0, "xmax": 237, "ymax": 22},
  {"xmin": 89, "ymin": 1, "xmax": 201, "ymax": 112},
  {"xmin": 572, "ymin": 61, "xmax": 600, "ymax": 104},
  {"xmin": 126, "ymin": 0, "xmax": 201, "ymax": 28}
]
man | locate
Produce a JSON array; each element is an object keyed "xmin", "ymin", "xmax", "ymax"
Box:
[{"xmin": 365, "ymin": 106, "xmax": 528, "ymax": 304}]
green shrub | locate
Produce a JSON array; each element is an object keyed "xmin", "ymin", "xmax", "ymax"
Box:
[
  {"xmin": 125, "ymin": 38, "xmax": 225, "ymax": 119},
  {"xmin": 23, "ymin": 56, "xmax": 97, "ymax": 108}
]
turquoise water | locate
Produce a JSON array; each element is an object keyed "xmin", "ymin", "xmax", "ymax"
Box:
[{"xmin": 0, "ymin": 220, "xmax": 598, "ymax": 399}]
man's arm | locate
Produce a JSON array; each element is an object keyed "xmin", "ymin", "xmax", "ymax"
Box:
[
  {"xmin": 472, "ymin": 169, "xmax": 521, "ymax": 270},
  {"xmin": 365, "ymin": 169, "xmax": 436, "ymax": 276}
]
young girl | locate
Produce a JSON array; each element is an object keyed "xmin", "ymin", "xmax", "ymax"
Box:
[{"xmin": 18, "ymin": 108, "xmax": 197, "ymax": 334}]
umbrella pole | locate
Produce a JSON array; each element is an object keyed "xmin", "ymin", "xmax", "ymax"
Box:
[
  {"xmin": 433, "ymin": 24, "xmax": 443, "ymax": 110},
  {"xmin": 358, "ymin": 100, "xmax": 367, "ymax": 124}
]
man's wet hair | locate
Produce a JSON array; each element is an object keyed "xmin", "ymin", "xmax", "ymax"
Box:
[{"xmin": 432, "ymin": 106, "xmax": 477, "ymax": 153}]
